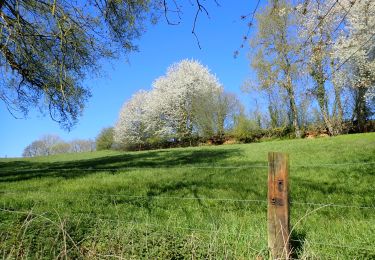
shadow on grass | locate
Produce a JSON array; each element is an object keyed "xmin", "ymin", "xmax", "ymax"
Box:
[
  {"xmin": 0, "ymin": 148, "xmax": 261, "ymax": 183},
  {"xmin": 290, "ymin": 229, "xmax": 306, "ymax": 259},
  {"xmin": 103, "ymin": 168, "xmax": 267, "ymax": 217}
]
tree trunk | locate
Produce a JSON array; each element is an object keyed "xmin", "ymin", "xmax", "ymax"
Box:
[
  {"xmin": 333, "ymin": 83, "xmax": 343, "ymax": 135},
  {"xmin": 354, "ymin": 86, "xmax": 368, "ymax": 132},
  {"xmin": 316, "ymin": 77, "xmax": 334, "ymax": 135},
  {"xmin": 285, "ymin": 80, "xmax": 301, "ymax": 138},
  {"xmin": 311, "ymin": 41, "xmax": 334, "ymax": 136},
  {"xmin": 330, "ymin": 57, "xmax": 343, "ymax": 135}
]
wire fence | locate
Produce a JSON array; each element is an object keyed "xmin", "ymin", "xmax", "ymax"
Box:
[
  {"xmin": 1, "ymin": 207, "xmax": 374, "ymax": 253},
  {"xmin": 1, "ymin": 160, "xmax": 375, "ymax": 256},
  {"xmin": 1, "ymin": 160, "xmax": 375, "ymax": 173},
  {"xmin": 1, "ymin": 190, "xmax": 375, "ymax": 210},
  {"xmin": 1, "ymin": 0, "xmax": 374, "ymax": 256}
]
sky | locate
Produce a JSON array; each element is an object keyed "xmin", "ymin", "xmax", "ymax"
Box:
[{"xmin": 0, "ymin": 1, "xmax": 263, "ymax": 158}]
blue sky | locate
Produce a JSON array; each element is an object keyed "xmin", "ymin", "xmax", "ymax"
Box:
[{"xmin": 0, "ymin": 1, "xmax": 262, "ymax": 157}]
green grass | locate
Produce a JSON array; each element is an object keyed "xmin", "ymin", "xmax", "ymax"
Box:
[{"xmin": 1, "ymin": 133, "xmax": 375, "ymax": 259}]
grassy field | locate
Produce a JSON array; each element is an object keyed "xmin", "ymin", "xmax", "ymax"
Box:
[{"xmin": 0, "ymin": 133, "xmax": 374, "ymax": 259}]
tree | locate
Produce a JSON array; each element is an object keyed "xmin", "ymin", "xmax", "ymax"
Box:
[
  {"xmin": 150, "ymin": 59, "xmax": 223, "ymax": 141},
  {"xmin": 296, "ymin": 0, "xmax": 345, "ymax": 135},
  {"xmin": 40, "ymin": 134, "xmax": 63, "ymax": 155},
  {"xmin": 69, "ymin": 139, "xmax": 96, "ymax": 153},
  {"xmin": 333, "ymin": 0, "xmax": 375, "ymax": 131},
  {"xmin": 114, "ymin": 90, "xmax": 151, "ymax": 149},
  {"xmin": 231, "ymin": 111, "xmax": 260, "ymax": 142},
  {"xmin": 114, "ymin": 60, "xmax": 235, "ymax": 148},
  {"xmin": 96, "ymin": 127, "xmax": 115, "ymax": 151},
  {"xmin": 250, "ymin": 0, "xmax": 302, "ymax": 138},
  {"xmin": 0, "ymin": 0, "xmax": 153, "ymax": 129},
  {"xmin": 214, "ymin": 92, "xmax": 241, "ymax": 136},
  {"xmin": 50, "ymin": 141, "xmax": 71, "ymax": 155},
  {"xmin": 22, "ymin": 134, "xmax": 61, "ymax": 156},
  {"xmin": 22, "ymin": 135, "xmax": 95, "ymax": 156},
  {"xmin": 22, "ymin": 140, "xmax": 48, "ymax": 157}
]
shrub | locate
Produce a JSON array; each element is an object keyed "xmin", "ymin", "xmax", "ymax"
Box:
[{"xmin": 96, "ymin": 127, "xmax": 114, "ymax": 151}]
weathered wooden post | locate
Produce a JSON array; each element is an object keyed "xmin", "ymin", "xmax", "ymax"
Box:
[{"xmin": 268, "ymin": 152, "xmax": 290, "ymax": 259}]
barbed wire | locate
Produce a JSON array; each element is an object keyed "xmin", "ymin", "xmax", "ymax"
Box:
[
  {"xmin": 1, "ymin": 160, "xmax": 374, "ymax": 174},
  {"xmin": 290, "ymin": 239, "xmax": 375, "ymax": 252},
  {"xmin": 0, "ymin": 165, "xmax": 269, "ymax": 173},
  {"xmin": 1, "ymin": 190, "xmax": 374, "ymax": 210},
  {"xmin": 292, "ymin": 161, "xmax": 375, "ymax": 168},
  {"xmin": 290, "ymin": 201, "xmax": 375, "ymax": 210}
]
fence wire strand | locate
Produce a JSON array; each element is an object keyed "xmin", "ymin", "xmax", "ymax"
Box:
[
  {"xmin": 1, "ymin": 161, "xmax": 375, "ymax": 174},
  {"xmin": 290, "ymin": 239, "xmax": 375, "ymax": 252},
  {"xmin": 1, "ymin": 190, "xmax": 374, "ymax": 210}
]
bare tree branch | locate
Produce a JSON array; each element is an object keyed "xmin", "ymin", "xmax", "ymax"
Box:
[
  {"xmin": 0, "ymin": 0, "xmax": 5, "ymax": 10},
  {"xmin": 191, "ymin": 0, "xmax": 211, "ymax": 49},
  {"xmin": 234, "ymin": 0, "xmax": 261, "ymax": 58},
  {"xmin": 163, "ymin": 0, "xmax": 181, "ymax": 25}
]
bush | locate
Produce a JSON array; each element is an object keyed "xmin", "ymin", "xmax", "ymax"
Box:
[
  {"xmin": 231, "ymin": 116, "xmax": 294, "ymax": 143},
  {"xmin": 231, "ymin": 115, "xmax": 261, "ymax": 142},
  {"xmin": 96, "ymin": 127, "xmax": 114, "ymax": 151}
]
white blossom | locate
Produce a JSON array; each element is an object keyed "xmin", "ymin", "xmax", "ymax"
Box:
[
  {"xmin": 114, "ymin": 90, "xmax": 151, "ymax": 148},
  {"xmin": 333, "ymin": 0, "xmax": 375, "ymax": 90},
  {"xmin": 114, "ymin": 59, "xmax": 226, "ymax": 147}
]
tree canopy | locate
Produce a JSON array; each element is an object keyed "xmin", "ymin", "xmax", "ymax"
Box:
[
  {"xmin": 0, "ymin": 0, "xmax": 153, "ymax": 129},
  {"xmin": 114, "ymin": 59, "xmax": 238, "ymax": 149}
]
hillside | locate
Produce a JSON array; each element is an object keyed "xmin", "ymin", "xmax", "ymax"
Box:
[{"xmin": 1, "ymin": 133, "xmax": 375, "ymax": 259}]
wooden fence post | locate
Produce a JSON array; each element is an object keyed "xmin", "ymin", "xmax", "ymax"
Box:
[{"xmin": 268, "ymin": 152, "xmax": 290, "ymax": 259}]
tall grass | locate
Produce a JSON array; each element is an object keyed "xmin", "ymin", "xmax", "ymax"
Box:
[{"xmin": 0, "ymin": 133, "xmax": 374, "ymax": 259}]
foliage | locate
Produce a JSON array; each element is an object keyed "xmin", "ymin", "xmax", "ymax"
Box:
[
  {"xmin": 69, "ymin": 139, "xmax": 96, "ymax": 153},
  {"xmin": 149, "ymin": 59, "xmax": 223, "ymax": 139},
  {"xmin": 296, "ymin": 0, "xmax": 345, "ymax": 135},
  {"xmin": 114, "ymin": 90, "xmax": 151, "ymax": 150},
  {"xmin": 22, "ymin": 135, "xmax": 95, "ymax": 157},
  {"xmin": 96, "ymin": 127, "xmax": 115, "ymax": 151},
  {"xmin": 333, "ymin": 0, "xmax": 375, "ymax": 131},
  {"xmin": 22, "ymin": 134, "xmax": 62, "ymax": 157},
  {"xmin": 245, "ymin": 0, "xmax": 375, "ymax": 136},
  {"xmin": 250, "ymin": 0, "xmax": 302, "ymax": 138},
  {"xmin": 2, "ymin": 133, "xmax": 375, "ymax": 258},
  {"xmin": 231, "ymin": 113, "xmax": 293, "ymax": 143},
  {"xmin": 0, "ymin": 0, "xmax": 154, "ymax": 129},
  {"xmin": 114, "ymin": 60, "xmax": 234, "ymax": 149},
  {"xmin": 231, "ymin": 113, "xmax": 260, "ymax": 142}
]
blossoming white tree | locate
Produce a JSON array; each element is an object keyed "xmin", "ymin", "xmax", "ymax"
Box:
[
  {"xmin": 295, "ymin": 0, "xmax": 375, "ymax": 133},
  {"xmin": 296, "ymin": 0, "xmax": 345, "ymax": 135},
  {"xmin": 149, "ymin": 59, "xmax": 224, "ymax": 141},
  {"xmin": 114, "ymin": 90, "xmax": 151, "ymax": 149},
  {"xmin": 114, "ymin": 59, "xmax": 232, "ymax": 148},
  {"xmin": 333, "ymin": 0, "xmax": 375, "ymax": 131}
]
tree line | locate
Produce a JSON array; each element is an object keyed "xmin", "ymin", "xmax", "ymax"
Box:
[
  {"xmin": 20, "ymin": 0, "xmax": 375, "ymax": 155},
  {"xmin": 22, "ymin": 135, "xmax": 95, "ymax": 157},
  {"xmin": 110, "ymin": 0, "xmax": 375, "ymax": 150},
  {"xmin": 246, "ymin": 0, "xmax": 374, "ymax": 137},
  {"xmin": 22, "ymin": 128, "xmax": 116, "ymax": 157}
]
